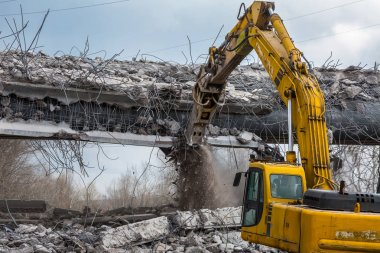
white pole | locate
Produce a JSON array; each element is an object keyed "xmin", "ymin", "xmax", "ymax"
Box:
[{"xmin": 288, "ymin": 99, "xmax": 293, "ymax": 151}]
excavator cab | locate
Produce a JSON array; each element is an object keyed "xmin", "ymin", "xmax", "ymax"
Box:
[
  {"xmin": 234, "ymin": 162, "xmax": 307, "ymax": 227},
  {"xmin": 233, "ymin": 162, "xmax": 309, "ymax": 251},
  {"xmin": 236, "ymin": 162, "xmax": 307, "ymax": 199},
  {"xmin": 234, "ymin": 162, "xmax": 380, "ymax": 252}
]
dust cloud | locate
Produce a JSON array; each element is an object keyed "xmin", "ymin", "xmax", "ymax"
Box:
[{"xmin": 173, "ymin": 144, "xmax": 248, "ymax": 210}]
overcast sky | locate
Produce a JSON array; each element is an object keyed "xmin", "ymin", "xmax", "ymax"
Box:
[
  {"xmin": 2, "ymin": 0, "xmax": 380, "ymax": 194},
  {"xmin": 2, "ymin": 0, "xmax": 380, "ymax": 66}
]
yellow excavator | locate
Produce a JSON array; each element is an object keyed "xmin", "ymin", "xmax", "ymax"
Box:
[{"xmin": 185, "ymin": 1, "xmax": 380, "ymax": 252}]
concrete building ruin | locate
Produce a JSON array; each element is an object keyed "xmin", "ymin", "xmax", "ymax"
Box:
[{"xmin": 0, "ymin": 51, "xmax": 379, "ymax": 147}]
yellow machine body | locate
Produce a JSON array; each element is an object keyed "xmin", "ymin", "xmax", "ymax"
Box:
[{"xmin": 242, "ymin": 162, "xmax": 380, "ymax": 252}]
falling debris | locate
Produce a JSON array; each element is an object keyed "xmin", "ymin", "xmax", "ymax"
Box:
[{"xmin": 171, "ymin": 145, "xmax": 217, "ymax": 210}]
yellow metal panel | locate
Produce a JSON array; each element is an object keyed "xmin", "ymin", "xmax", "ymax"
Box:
[
  {"xmin": 242, "ymin": 163, "xmax": 305, "ymax": 252},
  {"xmin": 243, "ymin": 201, "xmax": 380, "ymax": 252},
  {"xmin": 283, "ymin": 206, "xmax": 302, "ymax": 244},
  {"xmin": 300, "ymin": 208, "xmax": 380, "ymax": 252},
  {"xmin": 318, "ymin": 239, "xmax": 380, "ymax": 252},
  {"xmin": 270, "ymin": 204, "xmax": 286, "ymax": 240}
]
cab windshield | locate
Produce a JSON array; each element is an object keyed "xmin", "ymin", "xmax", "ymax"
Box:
[{"xmin": 270, "ymin": 174, "xmax": 303, "ymax": 199}]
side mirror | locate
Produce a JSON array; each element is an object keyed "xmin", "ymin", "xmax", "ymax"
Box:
[{"xmin": 233, "ymin": 172, "xmax": 244, "ymax": 187}]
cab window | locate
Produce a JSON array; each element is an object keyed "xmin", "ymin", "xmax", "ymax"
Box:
[
  {"xmin": 242, "ymin": 169, "xmax": 263, "ymax": 226},
  {"xmin": 270, "ymin": 174, "xmax": 303, "ymax": 199}
]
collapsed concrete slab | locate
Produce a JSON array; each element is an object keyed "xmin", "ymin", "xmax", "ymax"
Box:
[{"xmin": 0, "ymin": 51, "xmax": 379, "ymax": 145}]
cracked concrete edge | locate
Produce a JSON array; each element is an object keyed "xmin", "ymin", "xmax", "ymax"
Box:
[{"xmin": 0, "ymin": 119, "xmax": 264, "ymax": 148}]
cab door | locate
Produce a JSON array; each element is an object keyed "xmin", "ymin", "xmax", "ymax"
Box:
[{"xmin": 242, "ymin": 168, "xmax": 264, "ymax": 227}]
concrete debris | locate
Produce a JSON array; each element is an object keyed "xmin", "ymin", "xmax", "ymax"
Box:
[
  {"xmin": 236, "ymin": 131, "xmax": 254, "ymax": 144},
  {"xmin": 165, "ymin": 119, "xmax": 181, "ymax": 135},
  {"xmin": 199, "ymin": 207, "xmax": 242, "ymax": 228},
  {"xmin": 0, "ymin": 207, "xmax": 285, "ymax": 252},
  {"xmin": 172, "ymin": 207, "xmax": 241, "ymax": 229},
  {"xmin": 0, "ymin": 50, "xmax": 377, "ymax": 106},
  {"xmin": 207, "ymin": 124, "xmax": 220, "ymax": 137},
  {"xmin": 220, "ymin": 128, "xmax": 230, "ymax": 136},
  {"xmin": 15, "ymin": 224, "xmax": 38, "ymax": 234},
  {"xmin": 0, "ymin": 211, "xmax": 282, "ymax": 253},
  {"xmin": 173, "ymin": 210, "xmax": 202, "ymax": 229},
  {"xmin": 153, "ymin": 242, "xmax": 172, "ymax": 252},
  {"xmin": 344, "ymin": 85, "xmax": 362, "ymax": 99},
  {"xmin": 229, "ymin": 127, "xmax": 240, "ymax": 136}
]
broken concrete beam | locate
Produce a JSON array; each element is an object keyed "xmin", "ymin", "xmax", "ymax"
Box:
[
  {"xmin": 101, "ymin": 216, "xmax": 170, "ymax": 248},
  {"xmin": 0, "ymin": 200, "xmax": 46, "ymax": 213},
  {"xmin": 1, "ymin": 51, "xmax": 380, "ymax": 145},
  {"xmin": 72, "ymin": 213, "xmax": 159, "ymax": 226},
  {"xmin": 98, "ymin": 207, "xmax": 241, "ymax": 248},
  {"xmin": 0, "ymin": 119, "xmax": 175, "ymax": 148}
]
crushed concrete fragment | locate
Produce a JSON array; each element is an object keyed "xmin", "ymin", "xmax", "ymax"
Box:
[
  {"xmin": 185, "ymin": 231, "xmax": 205, "ymax": 247},
  {"xmin": 33, "ymin": 245, "xmax": 52, "ymax": 253},
  {"xmin": 330, "ymin": 81, "xmax": 340, "ymax": 95},
  {"xmin": 15, "ymin": 224, "xmax": 39, "ymax": 234},
  {"xmin": 220, "ymin": 128, "xmax": 230, "ymax": 136},
  {"xmin": 173, "ymin": 207, "xmax": 241, "ymax": 229},
  {"xmin": 236, "ymin": 131, "xmax": 254, "ymax": 144},
  {"xmin": 220, "ymin": 231, "xmax": 249, "ymax": 248},
  {"xmin": 185, "ymin": 246, "xmax": 210, "ymax": 253},
  {"xmin": 219, "ymin": 242, "xmax": 235, "ymax": 252},
  {"xmin": 207, "ymin": 124, "xmax": 220, "ymax": 137},
  {"xmin": 172, "ymin": 210, "xmax": 202, "ymax": 229},
  {"xmin": 344, "ymin": 85, "xmax": 362, "ymax": 98},
  {"xmin": 153, "ymin": 242, "xmax": 172, "ymax": 252},
  {"xmin": 165, "ymin": 119, "xmax": 181, "ymax": 135},
  {"xmin": 341, "ymin": 78, "xmax": 359, "ymax": 86}
]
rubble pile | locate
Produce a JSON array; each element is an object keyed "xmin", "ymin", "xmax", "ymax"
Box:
[
  {"xmin": 1, "ymin": 51, "xmax": 379, "ymax": 107},
  {"xmin": 0, "ymin": 207, "xmax": 284, "ymax": 253},
  {"xmin": 0, "ymin": 51, "xmax": 380, "ymax": 105}
]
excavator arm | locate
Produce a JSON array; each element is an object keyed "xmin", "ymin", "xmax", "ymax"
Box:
[{"xmin": 186, "ymin": 1, "xmax": 335, "ymax": 190}]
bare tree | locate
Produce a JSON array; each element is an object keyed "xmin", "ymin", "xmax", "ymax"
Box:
[
  {"xmin": 331, "ymin": 145, "xmax": 380, "ymax": 193},
  {"xmin": 105, "ymin": 163, "xmax": 174, "ymax": 210}
]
